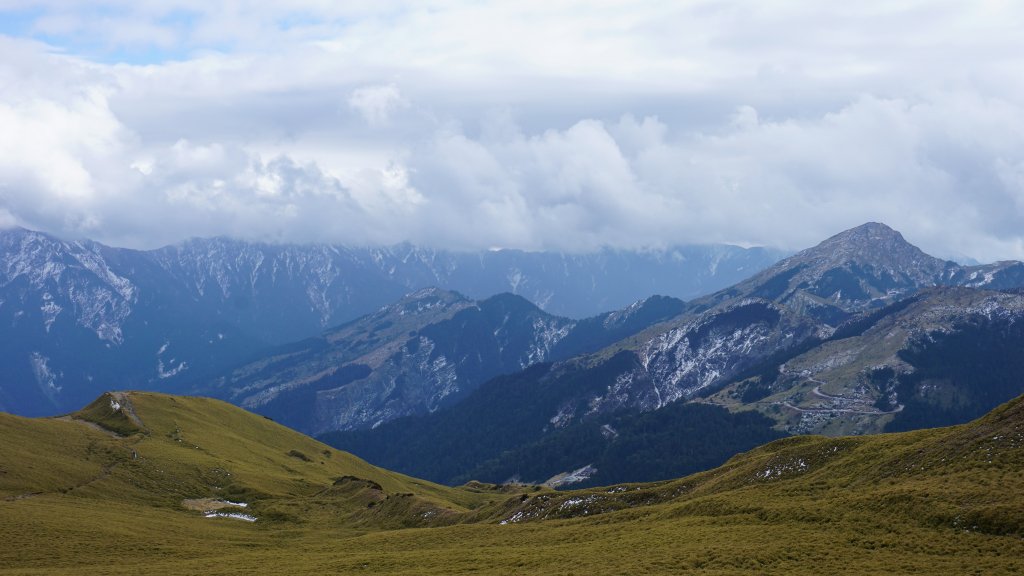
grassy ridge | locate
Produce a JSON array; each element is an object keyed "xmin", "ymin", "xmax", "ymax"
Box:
[{"xmin": 2, "ymin": 391, "xmax": 1023, "ymax": 574}]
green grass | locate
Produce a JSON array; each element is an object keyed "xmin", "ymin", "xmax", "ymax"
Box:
[{"xmin": 2, "ymin": 391, "xmax": 1024, "ymax": 574}]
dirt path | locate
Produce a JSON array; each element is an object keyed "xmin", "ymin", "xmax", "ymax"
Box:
[{"xmin": 811, "ymin": 384, "xmax": 856, "ymax": 402}]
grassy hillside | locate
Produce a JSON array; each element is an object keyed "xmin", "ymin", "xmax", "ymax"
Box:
[{"xmin": 2, "ymin": 391, "xmax": 1023, "ymax": 574}]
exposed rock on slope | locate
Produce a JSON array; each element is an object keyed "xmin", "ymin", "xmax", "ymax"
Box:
[
  {"xmin": 712, "ymin": 286, "xmax": 1024, "ymax": 436},
  {"xmin": 532, "ymin": 222, "xmax": 959, "ymax": 424},
  {"xmin": 206, "ymin": 289, "xmax": 686, "ymax": 433}
]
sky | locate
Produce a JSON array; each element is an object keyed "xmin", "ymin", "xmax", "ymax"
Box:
[{"xmin": 1, "ymin": 1, "xmax": 1023, "ymax": 261}]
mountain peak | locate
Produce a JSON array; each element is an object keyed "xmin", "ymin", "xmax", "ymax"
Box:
[
  {"xmin": 817, "ymin": 221, "xmax": 905, "ymax": 250},
  {"xmin": 398, "ymin": 286, "xmax": 468, "ymax": 305},
  {"xmin": 819, "ymin": 221, "xmax": 910, "ymax": 251},
  {"xmin": 829, "ymin": 221, "xmax": 902, "ymax": 242},
  {"xmin": 790, "ymin": 222, "xmax": 945, "ymax": 274},
  {"xmin": 700, "ymin": 222, "xmax": 955, "ymax": 324},
  {"xmin": 364, "ymin": 287, "xmax": 473, "ymax": 325}
]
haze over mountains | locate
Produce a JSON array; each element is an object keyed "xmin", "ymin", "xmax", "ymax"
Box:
[
  {"xmin": 0, "ymin": 226, "xmax": 779, "ymax": 415},
  {"xmin": 5, "ymin": 221, "xmax": 1024, "ymax": 490}
]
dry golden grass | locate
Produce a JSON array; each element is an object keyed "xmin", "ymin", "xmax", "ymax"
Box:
[{"xmin": 2, "ymin": 391, "xmax": 1023, "ymax": 575}]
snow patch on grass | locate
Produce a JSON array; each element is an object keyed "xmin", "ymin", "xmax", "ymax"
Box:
[{"xmin": 204, "ymin": 512, "xmax": 256, "ymax": 522}]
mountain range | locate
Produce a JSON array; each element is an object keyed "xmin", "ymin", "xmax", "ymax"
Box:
[
  {"xmin": 323, "ymin": 223, "xmax": 1024, "ymax": 486},
  {"xmin": 4, "ymin": 220, "xmax": 1024, "ymax": 574},
  {"xmin": 5, "ymin": 221, "xmax": 1024, "ymax": 491},
  {"xmin": 0, "ymin": 226, "xmax": 780, "ymax": 415},
  {"xmin": 201, "ymin": 288, "xmax": 684, "ymax": 433}
]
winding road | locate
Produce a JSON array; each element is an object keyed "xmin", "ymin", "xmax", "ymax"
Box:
[{"xmin": 782, "ymin": 376, "xmax": 903, "ymax": 415}]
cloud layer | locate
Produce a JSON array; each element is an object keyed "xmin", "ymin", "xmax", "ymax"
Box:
[{"xmin": 1, "ymin": 2, "xmax": 1024, "ymax": 261}]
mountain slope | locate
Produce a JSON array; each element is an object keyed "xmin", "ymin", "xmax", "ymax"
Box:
[
  {"xmin": 491, "ymin": 392, "xmax": 1024, "ymax": 539},
  {"xmin": 0, "ymin": 226, "xmax": 781, "ymax": 416},
  {"xmin": 204, "ymin": 289, "xmax": 685, "ymax": 433},
  {"xmin": 323, "ymin": 223, "xmax": 1024, "ymax": 486},
  {"xmin": 329, "ymin": 390, "xmax": 786, "ymax": 487},
  {"xmin": 691, "ymin": 222, "xmax": 956, "ymax": 322},
  {"xmin": 2, "ymin": 391, "xmax": 1023, "ymax": 574},
  {"xmin": 0, "ymin": 392, "xmax": 504, "ymax": 526},
  {"xmin": 710, "ymin": 286, "xmax": 1024, "ymax": 435},
  {"xmin": 545, "ymin": 222, "xmax": 976, "ymax": 420},
  {"xmin": 0, "ymin": 229, "xmax": 264, "ymax": 415}
]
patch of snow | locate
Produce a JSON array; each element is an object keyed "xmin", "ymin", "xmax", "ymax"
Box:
[
  {"xmin": 499, "ymin": 511, "xmax": 526, "ymax": 525},
  {"xmin": 756, "ymin": 457, "xmax": 809, "ymax": 481},
  {"xmin": 30, "ymin": 352, "xmax": 61, "ymax": 397},
  {"xmin": 523, "ymin": 318, "xmax": 573, "ymax": 367},
  {"xmin": 204, "ymin": 512, "xmax": 256, "ymax": 522},
  {"xmin": 556, "ymin": 494, "xmax": 602, "ymax": 516},
  {"xmin": 549, "ymin": 403, "xmax": 576, "ymax": 428},
  {"xmin": 40, "ymin": 294, "xmax": 61, "ymax": 332},
  {"xmin": 157, "ymin": 357, "xmax": 188, "ymax": 379},
  {"xmin": 507, "ymin": 268, "xmax": 524, "ymax": 293},
  {"xmin": 545, "ymin": 464, "xmax": 597, "ymax": 488}
]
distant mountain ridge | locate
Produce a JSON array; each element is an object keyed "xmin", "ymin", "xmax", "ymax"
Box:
[
  {"xmin": 0, "ymin": 226, "xmax": 776, "ymax": 415},
  {"xmin": 325, "ymin": 222, "xmax": 1024, "ymax": 486},
  {"xmin": 202, "ymin": 288, "xmax": 686, "ymax": 434},
  {"xmin": 531, "ymin": 222, "xmax": 1016, "ymax": 423}
]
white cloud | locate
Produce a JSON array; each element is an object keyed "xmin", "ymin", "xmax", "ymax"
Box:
[
  {"xmin": 0, "ymin": 2, "xmax": 1023, "ymax": 261},
  {"xmin": 348, "ymin": 84, "xmax": 407, "ymax": 126}
]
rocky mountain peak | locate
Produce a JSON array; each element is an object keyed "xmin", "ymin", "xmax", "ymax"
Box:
[
  {"xmin": 819, "ymin": 222, "xmax": 906, "ymax": 255},
  {"xmin": 828, "ymin": 221, "xmax": 902, "ymax": 242},
  {"xmin": 390, "ymin": 287, "xmax": 470, "ymax": 310},
  {"xmin": 789, "ymin": 222, "xmax": 948, "ymax": 277},
  {"xmin": 692, "ymin": 223, "xmax": 958, "ymax": 325}
]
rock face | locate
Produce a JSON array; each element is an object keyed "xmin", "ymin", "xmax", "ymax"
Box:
[
  {"xmin": 595, "ymin": 301, "xmax": 826, "ymax": 415},
  {"xmin": 204, "ymin": 289, "xmax": 686, "ymax": 434},
  {"xmin": 0, "ymin": 226, "xmax": 777, "ymax": 416}
]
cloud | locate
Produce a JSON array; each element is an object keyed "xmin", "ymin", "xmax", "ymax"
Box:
[
  {"xmin": 1, "ymin": 2, "xmax": 1024, "ymax": 261},
  {"xmin": 393, "ymin": 94, "xmax": 1024, "ymax": 259},
  {"xmin": 348, "ymin": 84, "xmax": 407, "ymax": 126}
]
